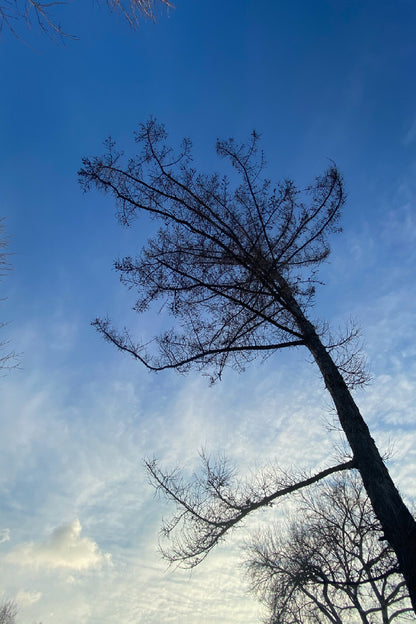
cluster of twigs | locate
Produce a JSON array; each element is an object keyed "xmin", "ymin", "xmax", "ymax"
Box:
[{"xmin": 0, "ymin": 0, "xmax": 173, "ymax": 42}]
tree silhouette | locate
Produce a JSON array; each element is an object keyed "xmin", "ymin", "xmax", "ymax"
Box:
[{"xmin": 79, "ymin": 119, "xmax": 416, "ymax": 611}]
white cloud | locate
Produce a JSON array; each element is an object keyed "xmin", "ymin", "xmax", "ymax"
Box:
[{"xmin": 5, "ymin": 519, "xmax": 111, "ymax": 571}]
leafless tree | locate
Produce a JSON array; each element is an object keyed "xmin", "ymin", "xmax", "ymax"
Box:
[
  {"xmin": 79, "ymin": 119, "xmax": 416, "ymax": 610},
  {"xmin": 247, "ymin": 473, "xmax": 413, "ymax": 624},
  {"xmin": 0, "ymin": 0, "xmax": 173, "ymax": 41}
]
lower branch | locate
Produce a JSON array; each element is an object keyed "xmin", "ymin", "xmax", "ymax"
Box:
[{"xmin": 146, "ymin": 456, "xmax": 356, "ymax": 567}]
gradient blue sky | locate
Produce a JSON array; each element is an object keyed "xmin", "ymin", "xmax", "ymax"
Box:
[{"xmin": 1, "ymin": 1, "xmax": 416, "ymax": 622}]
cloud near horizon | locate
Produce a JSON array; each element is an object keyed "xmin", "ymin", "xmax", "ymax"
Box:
[{"xmin": 4, "ymin": 519, "xmax": 111, "ymax": 571}]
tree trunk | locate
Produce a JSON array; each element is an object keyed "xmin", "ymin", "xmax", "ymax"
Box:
[
  {"xmin": 275, "ymin": 277, "xmax": 416, "ymax": 611},
  {"xmin": 297, "ymin": 311, "xmax": 416, "ymax": 612}
]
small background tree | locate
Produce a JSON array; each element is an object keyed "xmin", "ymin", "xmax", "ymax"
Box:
[{"xmin": 247, "ymin": 473, "xmax": 413, "ymax": 624}]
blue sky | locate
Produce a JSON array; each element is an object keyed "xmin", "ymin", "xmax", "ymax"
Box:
[{"xmin": 1, "ymin": 1, "xmax": 416, "ymax": 622}]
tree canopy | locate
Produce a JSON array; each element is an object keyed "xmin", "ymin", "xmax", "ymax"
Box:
[{"xmin": 81, "ymin": 120, "xmax": 351, "ymax": 383}]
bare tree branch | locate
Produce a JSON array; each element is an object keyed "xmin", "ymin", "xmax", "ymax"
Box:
[
  {"xmin": 106, "ymin": 0, "xmax": 173, "ymax": 27},
  {"xmin": 93, "ymin": 316, "xmax": 305, "ymax": 374},
  {"xmin": 146, "ymin": 454, "xmax": 355, "ymax": 567},
  {"xmin": 0, "ymin": 1, "xmax": 75, "ymax": 41},
  {"xmin": 0, "ymin": 0, "xmax": 173, "ymax": 42}
]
